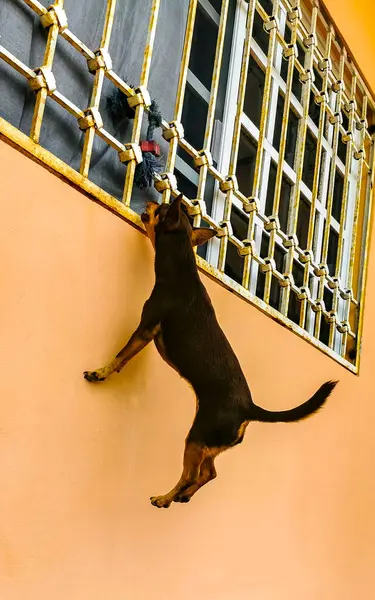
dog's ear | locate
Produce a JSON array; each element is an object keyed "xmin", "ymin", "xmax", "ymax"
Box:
[
  {"xmin": 191, "ymin": 227, "xmax": 217, "ymax": 246},
  {"xmin": 164, "ymin": 194, "xmax": 183, "ymax": 229}
]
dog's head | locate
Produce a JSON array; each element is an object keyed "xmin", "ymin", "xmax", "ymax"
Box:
[{"xmin": 141, "ymin": 194, "xmax": 217, "ymax": 249}]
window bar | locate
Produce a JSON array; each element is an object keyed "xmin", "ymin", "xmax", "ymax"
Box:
[
  {"xmin": 123, "ymin": 0, "xmax": 160, "ymax": 205},
  {"xmin": 303, "ymin": 25, "xmax": 333, "ymax": 339},
  {"xmin": 30, "ymin": 0, "xmax": 64, "ymax": 144},
  {"xmin": 26, "ymin": 0, "xmax": 97, "ymax": 61},
  {"xmin": 106, "ymin": 71, "xmax": 135, "ymax": 100},
  {"xmin": 228, "ymin": 1, "xmax": 257, "ymax": 177},
  {"xmin": 216, "ymin": 0, "xmax": 256, "ymax": 273},
  {"xmin": 263, "ymin": 0, "xmax": 299, "ymax": 309},
  {"xmin": 193, "ymin": 0, "xmax": 230, "ymax": 229},
  {"xmin": 355, "ymin": 121, "xmax": 375, "ymax": 371},
  {"xmin": 158, "ymin": 0, "xmax": 198, "ymax": 206},
  {"xmin": 341, "ymin": 94, "xmax": 368, "ymax": 356},
  {"xmin": 315, "ymin": 42, "xmax": 345, "ymax": 348},
  {"xmin": 51, "ymin": 90, "xmax": 84, "ymax": 119},
  {"xmin": 223, "ymin": 0, "xmax": 276, "ymax": 283},
  {"xmin": 62, "ymin": 30, "xmax": 96, "ymax": 61},
  {"xmin": 79, "ymin": 0, "xmax": 116, "ymax": 178},
  {"xmin": 305, "ymin": 22, "xmax": 333, "ymax": 255},
  {"xmin": 0, "ymin": 0, "xmax": 372, "ymax": 370},
  {"xmin": 243, "ymin": 0, "xmax": 280, "ymax": 290},
  {"xmin": 23, "ymin": 0, "xmax": 46, "ymax": 17},
  {"xmin": 284, "ymin": 0, "xmax": 318, "ymax": 327},
  {"xmin": 333, "ymin": 68, "xmax": 357, "ymax": 355},
  {"xmin": 0, "ymin": 45, "xmax": 35, "ymax": 79}
]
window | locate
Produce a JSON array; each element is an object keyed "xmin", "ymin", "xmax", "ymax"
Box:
[{"xmin": 1, "ymin": 0, "xmax": 374, "ymax": 371}]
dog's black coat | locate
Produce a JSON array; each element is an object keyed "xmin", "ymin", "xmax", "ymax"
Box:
[{"xmin": 141, "ymin": 197, "xmax": 337, "ymax": 449}]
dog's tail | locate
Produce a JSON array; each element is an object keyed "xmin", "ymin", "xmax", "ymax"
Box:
[{"xmin": 251, "ymin": 380, "xmax": 338, "ymax": 423}]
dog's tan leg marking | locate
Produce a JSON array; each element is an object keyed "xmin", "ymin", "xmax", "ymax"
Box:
[
  {"xmin": 171, "ymin": 421, "xmax": 250, "ymax": 503},
  {"xmin": 174, "ymin": 457, "xmax": 217, "ymax": 503},
  {"xmin": 150, "ymin": 442, "xmax": 207, "ymax": 508},
  {"xmin": 84, "ymin": 323, "xmax": 160, "ymax": 382}
]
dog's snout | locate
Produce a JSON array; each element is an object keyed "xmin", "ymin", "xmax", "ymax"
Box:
[{"xmin": 141, "ymin": 212, "xmax": 150, "ymax": 223}]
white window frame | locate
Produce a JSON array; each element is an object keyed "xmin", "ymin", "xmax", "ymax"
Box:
[{"xmin": 208, "ymin": 0, "xmax": 360, "ymax": 356}]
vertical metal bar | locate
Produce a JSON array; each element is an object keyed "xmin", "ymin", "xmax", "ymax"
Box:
[
  {"xmin": 204, "ymin": 0, "xmax": 229, "ymax": 151},
  {"xmin": 305, "ymin": 26, "xmax": 333, "ymax": 253},
  {"xmin": 288, "ymin": 1, "xmax": 318, "ymax": 327},
  {"xmin": 195, "ymin": 0, "xmax": 230, "ymax": 227},
  {"xmin": 334, "ymin": 70, "xmax": 357, "ymax": 355},
  {"xmin": 159, "ymin": 0, "xmax": 198, "ymax": 205},
  {"xmin": 341, "ymin": 94, "xmax": 367, "ymax": 356},
  {"xmin": 334, "ymin": 74, "xmax": 357, "ymax": 280},
  {"xmin": 217, "ymin": 0, "xmax": 256, "ymax": 273},
  {"xmin": 228, "ymin": 0, "xmax": 257, "ymax": 176},
  {"xmin": 30, "ymin": 0, "xmax": 64, "ymax": 143},
  {"xmin": 123, "ymin": 0, "xmax": 161, "ymax": 204},
  {"xmin": 320, "ymin": 47, "xmax": 345, "ymax": 348},
  {"xmin": 264, "ymin": 1, "xmax": 298, "ymax": 309},
  {"xmin": 310, "ymin": 26, "xmax": 334, "ymax": 342},
  {"xmin": 346, "ymin": 98, "xmax": 368, "ymax": 292},
  {"xmin": 80, "ymin": 0, "xmax": 117, "ymax": 177},
  {"xmin": 355, "ymin": 123, "xmax": 375, "ymax": 373}
]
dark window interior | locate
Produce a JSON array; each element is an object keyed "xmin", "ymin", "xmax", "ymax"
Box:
[
  {"xmin": 273, "ymin": 97, "xmax": 299, "ymax": 167},
  {"xmin": 208, "ymin": 0, "xmax": 222, "ymax": 12},
  {"xmin": 288, "ymin": 290, "xmax": 301, "ymax": 325},
  {"xmin": 244, "ymin": 57, "xmax": 265, "ymax": 128},
  {"xmin": 342, "ymin": 110, "xmax": 349, "ymax": 132},
  {"xmin": 180, "ymin": 84, "xmax": 208, "ymax": 150},
  {"xmin": 332, "ymin": 170, "xmax": 344, "ymax": 221},
  {"xmin": 189, "ymin": 4, "xmax": 218, "ymax": 91},
  {"xmin": 285, "ymin": 109, "xmax": 299, "ymax": 167},
  {"xmin": 319, "ymin": 316, "xmax": 330, "ymax": 346},
  {"xmin": 296, "ymin": 196, "xmax": 310, "ymax": 249},
  {"xmin": 225, "ymin": 207, "xmax": 248, "ymax": 284},
  {"xmin": 252, "ymin": 10, "xmax": 270, "ymax": 55},
  {"xmin": 327, "ymin": 227, "xmax": 338, "ymax": 275},
  {"xmin": 280, "ymin": 32, "xmax": 304, "ymax": 100},
  {"xmin": 265, "ymin": 162, "xmax": 292, "ymax": 232},
  {"xmin": 256, "ymin": 232, "xmax": 285, "ymax": 309},
  {"xmin": 302, "ymin": 130, "xmax": 317, "ymax": 189},
  {"xmin": 337, "ymin": 133, "xmax": 348, "ymax": 164},
  {"xmin": 259, "ymin": 0, "xmax": 273, "ymax": 13},
  {"xmin": 273, "ymin": 93, "xmax": 285, "ymax": 152},
  {"xmin": 175, "ymin": 170, "xmax": 198, "ymax": 200},
  {"xmin": 236, "ymin": 131, "xmax": 258, "ymax": 197}
]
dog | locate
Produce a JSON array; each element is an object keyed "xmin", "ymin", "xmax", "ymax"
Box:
[{"xmin": 84, "ymin": 194, "xmax": 337, "ymax": 508}]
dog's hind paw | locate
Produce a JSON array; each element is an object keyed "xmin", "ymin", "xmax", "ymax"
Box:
[
  {"xmin": 174, "ymin": 494, "xmax": 191, "ymax": 503},
  {"xmin": 150, "ymin": 495, "xmax": 172, "ymax": 509},
  {"xmin": 83, "ymin": 370, "xmax": 106, "ymax": 382}
]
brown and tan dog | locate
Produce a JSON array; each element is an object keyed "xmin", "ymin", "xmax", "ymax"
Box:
[{"xmin": 84, "ymin": 195, "xmax": 337, "ymax": 508}]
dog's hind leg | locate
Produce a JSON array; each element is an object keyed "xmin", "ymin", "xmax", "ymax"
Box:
[
  {"xmin": 174, "ymin": 456, "xmax": 217, "ymax": 503},
  {"xmin": 150, "ymin": 442, "xmax": 207, "ymax": 508}
]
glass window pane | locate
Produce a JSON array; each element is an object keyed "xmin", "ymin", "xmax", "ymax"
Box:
[
  {"xmin": 236, "ymin": 131, "xmax": 258, "ymax": 197},
  {"xmin": 243, "ymin": 57, "xmax": 265, "ymax": 128},
  {"xmin": 181, "ymin": 84, "xmax": 208, "ymax": 149},
  {"xmin": 189, "ymin": 5, "xmax": 218, "ymax": 91}
]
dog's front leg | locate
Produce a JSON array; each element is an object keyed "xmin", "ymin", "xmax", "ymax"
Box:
[{"xmin": 84, "ymin": 295, "xmax": 161, "ymax": 382}]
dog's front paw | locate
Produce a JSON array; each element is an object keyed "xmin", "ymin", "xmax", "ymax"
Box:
[
  {"xmin": 83, "ymin": 370, "xmax": 106, "ymax": 382},
  {"xmin": 150, "ymin": 495, "xmax": 172, "ymax": 509}
]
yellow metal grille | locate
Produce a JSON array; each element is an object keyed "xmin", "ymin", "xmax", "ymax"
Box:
[{"xmin": 1, "ymin": 0, "xmax": 374, "ymax": 373}]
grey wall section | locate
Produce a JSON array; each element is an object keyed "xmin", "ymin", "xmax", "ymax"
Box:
[{"xmin": 0, "ymin": 0, "xmax": 189, "ymax": 211}]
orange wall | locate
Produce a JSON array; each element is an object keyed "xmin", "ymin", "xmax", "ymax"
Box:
[{"xmin": 1, "ymin": 3, "xmax": 375, "ymax": 599}]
